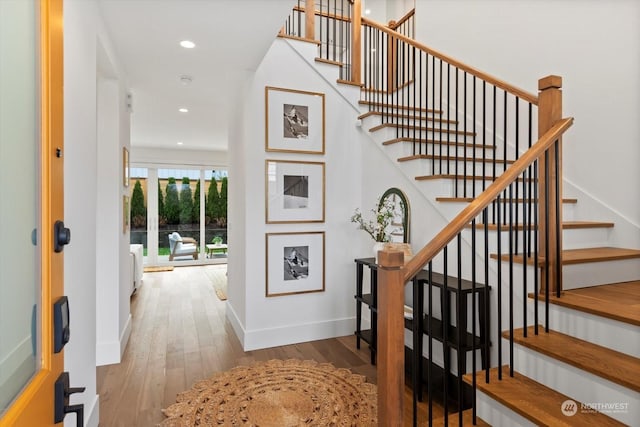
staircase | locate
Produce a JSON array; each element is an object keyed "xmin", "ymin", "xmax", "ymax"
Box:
[{"xmin": 280, "ymin": 2, "xmax": 640, "ymax": 425}]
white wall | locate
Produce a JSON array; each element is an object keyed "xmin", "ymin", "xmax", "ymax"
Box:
[
  {"xmin": 229, "ymin": 39, "xmax": 366, "ymax": 350},
  {"xmin": 415, "ymin": 0, "xmax": 640, "ymax": 239},
  {"xmin": 64, "ymin": 1, "xmax": 130, "ymax": 425},
  {"xmin": 130, "ymin": 146, "xmax": 228, "ymax": 168}
]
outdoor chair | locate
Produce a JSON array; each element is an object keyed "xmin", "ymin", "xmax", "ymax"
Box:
[{"xmin": 168, "ymin": 232, "xmax": 199, "ymax": 261}]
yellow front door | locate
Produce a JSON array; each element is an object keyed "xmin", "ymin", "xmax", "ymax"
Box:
[{"xmin": 0, "ymin": 0, "xmax": 64, "ymax": 425}]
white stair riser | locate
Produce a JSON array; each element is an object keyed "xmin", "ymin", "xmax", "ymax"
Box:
[
  {"xmin": 542, "ymin": 299, "xmax": 640, "ymax": 358},
  {"xmin": 475, "ymin": 391, "xmax": 538, "ymax": 427},
  {"xmin": 563, "ymin": 258, "xmax": 640, "ymax": 289},
  {"xmin": 313, "ymin": 60, "xmax": 340, "ymax": 83},
  {"xmin": 489, "ymin": 258, "xmax": 640, "ymax": 297},
  {"xmin": 430, "ymin": 179, "xmax": 531, "ymax": 198},
  {"xmin": 510, "ymin": 342, "xmax": 640, "ymax": 426},
  {"xmin": 457, "ymin": 227, "xmax": 612, "ymax": 255},
  {"xmin": 383, "ymin": 139, "xmax": 494, "ymax": 160},
  {"xmin": 437, "ymin": 201, "xmax": 577, "ymax": 223}
]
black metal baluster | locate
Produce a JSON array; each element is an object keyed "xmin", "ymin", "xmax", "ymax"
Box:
[
  {"xmin": 508, "ymin": 183, "xmax": 514, "ymax": 377},
  {"xmin": 447, "ymin": 64, "xmax": 451, "ymax": 177},
  {"xmin": 443, "ymin": 247, "xmax": 449, "ymax": 424},
  {"xmin": 456, "ymin": 71, "xmax": 468, "ymax": 197},
  {"xmin": 534, "ymin": 157, "xmax": 540, "ymax": 335},
  {"xmin": 544, "ymin": 149, "xmax": 550, "ymax": 333},
  {"xmin": 555, "ymin": 141, "xmax": 562, "ymax": 298},
  {"xmin": 456, "ymin": 235, "xmax": 463, "ymax": 426},
  {"xmin": 428, "ymin": 262, "xmax": 434, "ymax": 426},
  {"xmin": 472, "ymin": 77, "xmax": 477, "ymax": 197},
  {"xmin": 483, "ymin": 207, "xmax": 490, "ymax": 383},
  {"xmin": 496, "ymin": 194, "xmax": 502, "ymax": 380}
]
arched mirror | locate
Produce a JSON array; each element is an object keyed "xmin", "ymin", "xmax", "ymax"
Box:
[{"xmin": 379, "ymin": 187, "xmax": 410, "ymax": 243}]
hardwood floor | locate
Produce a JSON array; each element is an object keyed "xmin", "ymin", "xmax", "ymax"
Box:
[{"xmin": 97, "ymin": 265, "xmax": 443, "ymax": 426}]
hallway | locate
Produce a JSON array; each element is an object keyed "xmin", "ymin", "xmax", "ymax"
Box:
[{"xmin": 96, "ymin": 265, "xmax": 378, "ymax": 426}]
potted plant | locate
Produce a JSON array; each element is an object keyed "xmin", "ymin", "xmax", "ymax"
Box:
[{"xmin": 351, "ymin": 197, "xmax": 395, "ymax": 262}]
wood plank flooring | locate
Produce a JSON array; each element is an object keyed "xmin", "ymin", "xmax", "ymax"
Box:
[{"xmin": 96, "ymin": 265, "xmax": 445, "ymax": 426}]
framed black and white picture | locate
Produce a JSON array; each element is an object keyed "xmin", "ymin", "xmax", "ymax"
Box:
[
  {"xmin": 266, "ymin": 231, "xmax": 325, "ymax": 297},
  {"xmin": 265, "ymin": 160, "xmax": 325, "ymax": 223},
  {"xmin": 265, "ymin": 86, "xmax": 325, "ymax": 154}
]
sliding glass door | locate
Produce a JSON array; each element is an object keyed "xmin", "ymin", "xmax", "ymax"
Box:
[{"xmin": 129, "ymin": 166, "xmax": 227, "ymax": 265}]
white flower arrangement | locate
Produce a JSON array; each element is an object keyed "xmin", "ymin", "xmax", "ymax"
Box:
[{"xmin": 350, "ymin": 197, "xmax": 396, "ymax": 242}]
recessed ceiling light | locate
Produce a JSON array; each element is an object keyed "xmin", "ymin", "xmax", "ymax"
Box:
[
  {"xmin": 364, "ymin": 8, "xmax": 371, "ymax": 15},
  {"xmin": 180, "ymin": 40, "xmax": 195, "ymax": 49},
  {"xmin": 178, "ymin": 108, "xmax": 189, "ymax": 113},
  {"xmin": 177, "ymin": 141, "xmax": 184, "ymax": 146},
  {"xmin": 179, "ymin": 75, "xmax": 193, "ymax": 85}
]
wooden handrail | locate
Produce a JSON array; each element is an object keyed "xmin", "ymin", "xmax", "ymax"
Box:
[
  {"xmin": 389, "ymin": 8, "xmax": 415, "ymax": 30},
  {"xmin": 402, "ymin": 117, "xmax": 573, "ymax": 282},
  {"xmin": 361, "ymin": 16, "xmax": 538, "ymax": 105},
  {"xmin": 293, "ymin": 5, "xmax": 352, "ymax": 23}
]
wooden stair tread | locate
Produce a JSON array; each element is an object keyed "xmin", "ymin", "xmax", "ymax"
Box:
[
  {"xmin": 382, "ymin": 137, "xmax": 495, "ymax": 150},
  {"xmin": 336, "ymin": 78, "xmax": 363, "ymax": 87},
  {"xmin": 399, "ymin": 154, "xmax": 515, "ymax": 164},
  {"xmin": 491, "ymin": 247, "xmax": 640, "ymax": 266},
  {"xmin": 431, "ymin": 409, "xmax": 490, "ymax": 427},
  {"xmin": 277, "ymin": 33, "xmax": 321, "ymax": 45},
  {"xmin": 468, "ymin": 221, "xmax": 614, "ymax": 231},
  {"xmin": 504, "ymin": 326, "xmax": 640, "ymax": 392},
  {"xmin": 359, "ymin": 99, "xmax": 442, "ymax": 114},
  {"xmin": 357, "ymin": 110, "xmax": 455, "ymax": 124},
  {"xmin": 370, "ymin": 122, "xmax": 475, "ymax": 136},
  {"xmin": 530, "ymin": 281, "xmax": 640, "ymax": 326},
  {"xmin": 399, "ymin": 153, "xmax": 502, "ymax": 162},
  {"xmin": 463, "ymin": 366, "xmax": 625, "ymax": 426},
  {"xmin": 436, "ymin": 196, "xmax": 578, "ymax": 203},
  {"xmin": 314, "ymin": 57, "xmax": 343, "ymax": 67}
]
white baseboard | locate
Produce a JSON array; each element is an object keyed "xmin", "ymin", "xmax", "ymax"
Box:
[
  {"xmin": 119, "ymin": 314, "xmax": 132, "ymax": 358},
  {"xmin": 96, "ymin": 314, "xmax": 132, "ymax": 366},
  {"xmin": 243, "ymin": 317, "xmax": 354, "ymax": 351},
  {"xmin": 225, "ymin": 302, "xmax": 245, "ymax": 347}
]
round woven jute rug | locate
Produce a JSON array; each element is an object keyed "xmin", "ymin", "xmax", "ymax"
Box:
[{"xmin": 160, "ymin": 359, "xmax": 377, "ymax": 426}]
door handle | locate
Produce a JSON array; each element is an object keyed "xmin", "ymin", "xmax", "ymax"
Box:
[
  {"xmin": 54, "ymin": 220, "xmax": 71, "ymax": 252},
  {"xmin": 54, "ymin": 372, "xmax": 85, "ymax": 426}
]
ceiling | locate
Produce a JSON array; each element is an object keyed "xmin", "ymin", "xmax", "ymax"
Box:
[{"xmin": 98, "ymin": 0, "xmax": 295, "ymax": 152}]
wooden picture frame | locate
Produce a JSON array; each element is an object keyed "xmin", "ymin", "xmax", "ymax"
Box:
[
  {"xmin": 265, "ymin": 86, "xmax": 325, "ymax": 154},
  {"xmin": 265, "ymin": 159, "xmax": 325, "ymax": 223},
  {"xmin": 123, "ymin": 147, "xmax": 130, "ymax": 187},
  {"xmin": 123, "ymin": 195, "xmax": 129, "ymax": 233},
  {"xmin": 266, "ymin": 231, "xmax": 325, "ymax": 297}
]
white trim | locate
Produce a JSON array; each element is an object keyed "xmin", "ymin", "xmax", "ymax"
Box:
[
  {"xmin": 119, "ymin": 313, "xmax": 132, "ymax": 358},
  {"xmin": 242, "ymin": 317, "xmax": 354, "ymax": 351}
]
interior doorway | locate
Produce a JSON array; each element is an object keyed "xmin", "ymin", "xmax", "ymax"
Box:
[{"xmin": 128, "ymin": 166, "xmax": 228, "ymax": 266}]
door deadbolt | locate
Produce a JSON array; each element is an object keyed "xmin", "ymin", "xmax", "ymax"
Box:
[{"xmin": 54, "ymin": 220, "xmax": 71, "ymax": 253}]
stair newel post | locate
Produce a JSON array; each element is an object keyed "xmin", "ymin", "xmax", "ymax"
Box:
[
  {"xmin": 537, "ymin": 75, "xmax": 564, "ymax": 295},
  {"xmin": 304, "ymin": 0, "xmax": 315, "ymax": 40},
  {"xmin": 351, "ymin": 0, "xmax": 362, "ymax": 86},
  {"xmin": 376, "ymin": 249, "xmax": 405, "ymax": 426}
]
